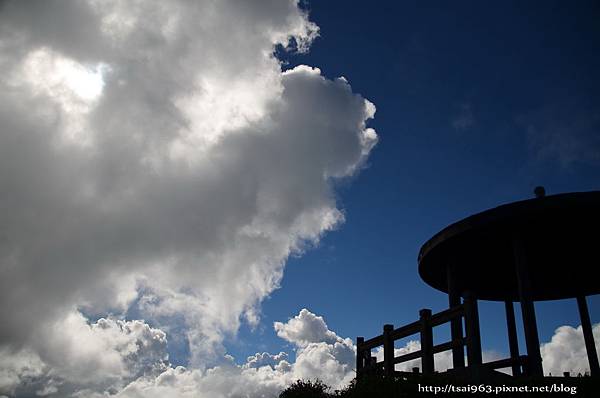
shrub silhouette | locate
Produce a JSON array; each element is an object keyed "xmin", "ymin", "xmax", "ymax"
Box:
[{"xmin": 279, "ymin": 379, "xmax": 332, "ymax": 398}]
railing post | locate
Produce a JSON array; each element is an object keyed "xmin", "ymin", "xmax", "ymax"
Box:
[
  {"xmin": 463, "ymin": 291, "xmax": 483, "ymax": 371},
  {"xmin": 356, "ymin": 337, "xmax": 364, "ymax": 378},
  {"xmin": 420, "ymin": 309, "xmax": 434, "ymax": 374},
  {"xmin": 383, "ymin": 324, "xmax": 394, "ymax": 377},
  {"xmin": 366, "ymin": 348, "xmax": 374, "ymax": 374}
]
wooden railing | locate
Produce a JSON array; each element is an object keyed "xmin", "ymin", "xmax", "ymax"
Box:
[
  {"xmin": 356, "ymin": 305, "xmax": 467, "ymax": 377},
  {"xmin": 356, "ymin": 299, "xmax": 530, "ymax": 378}
]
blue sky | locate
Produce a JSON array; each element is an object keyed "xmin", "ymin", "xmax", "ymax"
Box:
[{"xmin": 228, "ymin": 0, "xmax": 600, "ymax": 365}]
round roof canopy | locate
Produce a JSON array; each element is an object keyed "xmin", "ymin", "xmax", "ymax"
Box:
[{"xmin": 418, "ymin": 191, "xmax": 600, "ymax": 301}]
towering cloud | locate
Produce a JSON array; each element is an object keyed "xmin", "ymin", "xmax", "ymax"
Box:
[{"xmin": 0, "ymin": 0, "xmax": 376, "ymax": 396}]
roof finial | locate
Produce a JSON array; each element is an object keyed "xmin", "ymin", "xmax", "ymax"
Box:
[{"xmin": 534, "ymin": 186, "xmax": 546, "ymax": 198}]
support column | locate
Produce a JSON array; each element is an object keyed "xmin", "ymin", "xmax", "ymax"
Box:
[
  {"xmin": 463, "ymin": 290, "xmax": 482, "ymax": 369},
  {"xmin": 504, "ymin": 300, "xmax": 521, "ymax": 376},
  {"xmin": 447, "ymin": 264, "xmax": 465, "ymax": 369},
  {"xmin": 576, "ymin": 296, "xmax": 600, "ymax": 377},
  {"xmin": 513, "ymin": 238, "xmax": 543, "ymax": 377}
]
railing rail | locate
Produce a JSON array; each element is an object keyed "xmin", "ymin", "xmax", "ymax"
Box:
[{"xmin": 430, "ymin": 305, "xmax": 464, "ymax": 327}]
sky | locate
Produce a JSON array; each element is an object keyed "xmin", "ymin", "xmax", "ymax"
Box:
[{"xmin": 0, "ymin": 1, "xmax": 599, "ymax": 397}]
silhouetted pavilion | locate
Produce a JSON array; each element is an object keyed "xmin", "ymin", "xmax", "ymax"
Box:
[{"xmin": 418, "ymin": 190, "xmax": 600, "ymax": 377}]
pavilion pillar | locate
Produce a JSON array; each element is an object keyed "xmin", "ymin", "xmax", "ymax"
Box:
[
  {"xmin": 504, "ymin": 300, "xmax": 521, "ymax": 376},
  {"xmin": 447, "ymin": 264, "xmax": 465, "ymax": 369},
  {"xmin": 463, "ymin": 290, "xmax": 482, "ymax": 370},
  {"xmin": 576, "ymin": 296, "xmax": 600, "ymax": 377},
  {"xmin": 513, "ymin": 238, "xmax": 543, "ymax": 377}
]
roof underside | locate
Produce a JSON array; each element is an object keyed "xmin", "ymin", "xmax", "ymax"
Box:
[{"xmin": 418, "ymin": 191, "xmax": 600, "ymax": 301}]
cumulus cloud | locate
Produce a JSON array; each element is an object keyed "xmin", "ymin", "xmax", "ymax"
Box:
[
  {"xmin": 113, "ymin": 308, "xmax": 357, "ymax": 396},
  {"xmin": 0, "ymin": 0, "xmax": 378, "ymax": 396},
  {"xmin": 274, "ymin": 309, "xmax": 356, "ymax": 388},
  {"xmin": 275, "ymin": 308, "xmax": 343, "ymax": 347},
  {"xmin": 0, "ymin": 348, "xmax": 45, "ymax": 396},
  {"xmin": 0, "ymin": 314, "xmax": 168, "ymax": 397},
  {"xmin": 244, "ymin": 352, "xmax": 289, "ymax": 369},
  {"xmin": 111, "ymin": 364, "xmax": 289, "ymax": 398},
  {"xmin": 1, "ymin": 309, "xmax": 355, "ymax": 397},
  {"xmin": 541, "ymin": 323, "xmax": 600, "ymax": 376},
  {"xmin": 0, "ymin": 0, "xmax": 376, "ymax": 383}
]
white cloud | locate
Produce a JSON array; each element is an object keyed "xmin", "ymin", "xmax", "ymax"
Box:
[
  {"xmin": 46, "ymin": 313, "xmax": 168, "ymax": 384},
  {"xmin": 4, "ymin": 305, "xmax": 598, "ymax": 397},
  {"xmin": 113, "ymin": 365, "xmax": 288, "ymax": 398},
  {"xmin": 541, "ymin": 323, "xmax": 600, "ymax": 376},
  {"xmin": 0, "ymin": 0, "xmax": 376, "ymax": 380},
  {"xmin": 0, "ymin": 348, "xmax": 45, "ymax": 396},
  {"xmin": 110, "ymin": 308, "xmax": 357, "ymax": 396},
  {"xmin": 273, "ymin": 309, "xmax": 356, "ymax": 389},
  {"xmin": 275, "ymin": 308, "xmax": 343, "ymax": 347},
  {"xmin": 0, "ymin": 313, "xmax": 167, "ymax": 397},
  {"xmin": 244, "ymin": 352, "xmax": 289, "ymax": 369},
  {"xmin": 0, "ymin": 1, "xmax": 377, "ymax": 396},
  {"xmin": 292, "ymin": 342, "xmax": 355, "ymax": 389},
  {"xmin": 2, "ymin": 309, "xmax": 355, "ymax": 397}
]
